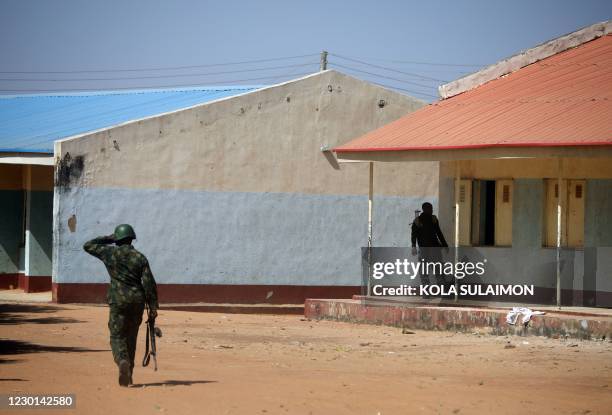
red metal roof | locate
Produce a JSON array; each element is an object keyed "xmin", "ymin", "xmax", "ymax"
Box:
[{"xmin": 335, "ymin": 35, "xmax": 612, "ymax": 153}]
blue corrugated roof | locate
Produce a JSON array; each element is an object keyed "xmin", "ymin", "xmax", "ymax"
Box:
[{"xmin": 0, "ymin": 86, "xmax": 260, "ymax": 153}]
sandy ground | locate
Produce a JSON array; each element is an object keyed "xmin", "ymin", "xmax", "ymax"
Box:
[{"xmin": 1, "ymin": 302, "xmax": 611, "ymax": 415}]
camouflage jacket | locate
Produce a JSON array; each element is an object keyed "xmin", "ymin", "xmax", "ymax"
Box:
[{"xmin": 83, "ymin": 236, "xmax": 158, "ymax": 310}]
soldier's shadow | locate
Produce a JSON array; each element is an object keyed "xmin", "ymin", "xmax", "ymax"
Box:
[{"xmin": 131, "ymin": 380, "xmax": 217, "ymax": 388}]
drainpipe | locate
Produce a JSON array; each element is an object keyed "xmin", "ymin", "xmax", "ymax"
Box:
[
  {"xmin": 367, "ymin": 162, "xmax": 374, "ymax": 297},
  {"xmin": 454, "ymin": 162, "xmax": 461, "ymax": 302},
  {"xmin": 556, "ymin": 158, "xmax": 563, "ymax": 308}
]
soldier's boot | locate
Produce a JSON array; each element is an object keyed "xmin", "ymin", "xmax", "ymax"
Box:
[{"xmin": 118, "ymin": 359, "xmax": 130, "ymax": 387}]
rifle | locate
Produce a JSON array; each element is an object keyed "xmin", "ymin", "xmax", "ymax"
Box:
[{"xmin": 142, "ymin": 305, "xmax": 162, "ymax": 371}]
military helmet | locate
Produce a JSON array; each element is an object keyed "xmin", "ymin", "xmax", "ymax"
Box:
[{"xmin": 114, "ymin": 224, "xmax": 136, "ymax": 241}]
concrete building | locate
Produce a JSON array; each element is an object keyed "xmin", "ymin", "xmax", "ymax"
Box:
[
  {"xmin": 1, "ymin": 86, "xmax": 257, "ymax": 293},
  {"xmin": 2, "ymin": 70, "xmax": 437, "ymax": 303},
  {"xmin": 335, "ymin": 22, "xmax": 612, "ymax": 307}
]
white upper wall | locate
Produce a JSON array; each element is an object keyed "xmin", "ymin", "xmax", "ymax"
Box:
[{"xmin": 55, "ymin": 70, "xmax": 437, "ymax": 198}]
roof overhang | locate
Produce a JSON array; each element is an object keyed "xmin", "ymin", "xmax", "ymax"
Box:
[
  {"xmin": 334, "ymin": 22, "xmax": 612, "ymax": 161},
  {"xmin": 336, "ymin": 145, "xmax": 612, "ymax": 163},
  {"xmin": 0, "ymin": 152, "xmax": 54, "ymax": 166}
]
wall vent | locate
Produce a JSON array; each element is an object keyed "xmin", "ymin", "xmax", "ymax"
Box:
[{"xmin": 502, "ymin": 185, "xmax": 510, "ymax": 203}]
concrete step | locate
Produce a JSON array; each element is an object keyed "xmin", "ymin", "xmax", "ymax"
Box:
[
  {"xmin": 350, "ymin": 294, "xmax": 612, "ymax": 318},
  {"xmin": 0, "ymin": 289, "xmax": 52, "ymax": 303},
  {"xmin": 305, "ymin": 298, "xmax": 612, "ymax": 340},
  {"xmin": 161, "ymin": 302, "xmax": 304, "ymax": 315}
]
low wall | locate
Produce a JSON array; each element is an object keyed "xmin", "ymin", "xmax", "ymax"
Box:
[
  {"xmin": 305, "ymin": 298, "xmax": 612, "ymax": 340},
  {"xmin": 52, "ymin": 282, "xmax": 359, "ymax": 304}
]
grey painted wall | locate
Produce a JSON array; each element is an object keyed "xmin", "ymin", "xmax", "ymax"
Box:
[
  {"xmin": 512, "ymin": 179, "xmax": 544, "ymax": 247},
  {"xmin": 585, "ymin": 179, "xmax": 612, "ymax": 247},
  {"xmin": 54, "ymin": 187, "xmax": 428, "ymax": 286},
  {"xmin": 437, "ymin": 176, "xmax": 455, "ymax": 242},
  {"xmin": 25, "ymin": 190, "xmax": 53, "ymax": 276},
  {"xmin": 0, "ymin": 190, "xmax": 23, "ymax": 274}
]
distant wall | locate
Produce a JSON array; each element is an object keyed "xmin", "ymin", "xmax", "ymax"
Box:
[
  {"xmin": 0, "ymin": 164, "xmax": 23, "ymax": 275},
  {"xmin": 25, "ymin": 166, "xmax": 53, "ymax": 279},
  {"xmin": 585, "ymin": 179, "xmax": 612, "ymax": 247},
  {"xmin": 0, "ymin": 164, "xmax": 53, "ymax": 291},
  {"xmin": 54, "ymin": 71, "xmax": 437, "ymax": 300}
]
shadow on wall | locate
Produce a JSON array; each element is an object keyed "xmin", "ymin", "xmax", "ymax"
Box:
[{"xmin": 322, "ymin": 150, "xmax": 340, "ymax": 170}]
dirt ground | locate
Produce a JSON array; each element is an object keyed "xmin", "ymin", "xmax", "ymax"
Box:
[{"xmin": 1, "ymin": 302, "xmax": 611, "ymax": 415}]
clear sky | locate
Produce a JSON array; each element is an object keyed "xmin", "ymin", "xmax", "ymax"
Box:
[{"xmin": 1, "ymin": 0, "xmax": 610, "ymax": 101}]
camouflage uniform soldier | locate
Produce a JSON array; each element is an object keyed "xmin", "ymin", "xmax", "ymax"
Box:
[{"xmin": 83, "ymin": 224, "xmax": 158, "ymax": 387}]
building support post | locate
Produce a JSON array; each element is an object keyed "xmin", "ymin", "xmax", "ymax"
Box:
[
  {"xmin": 367, "ymin": 162, "xmax": 374, "ymax": 297},
  {"xmin": 556, "ymin": 158, "xmax": 563, "ymax": 308},
  {"xmin": 23, "ymin": 164, "xmax": 32, "ymax": 279},
  {"xmin": 454, "ymin": 162, "xmax": 461, "ymax": 302},
  {"xmin": 320, "ymin": 51, "xmax": 328, "ymax": 71}
]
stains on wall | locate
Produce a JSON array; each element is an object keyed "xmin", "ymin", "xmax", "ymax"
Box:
[
  {"xmin": 55, "ymin": 152, "xmax": 84, "ymax": 189},
  {"xmin": 67, "ymin": 214, "xmax": 77, "ymax": 233}
]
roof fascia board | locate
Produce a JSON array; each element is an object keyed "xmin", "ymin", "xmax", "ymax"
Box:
[
  {"xmin": 439, "ymin": 20, "xmax": 612, "ymax": 99},
  {"xmin": 0, "ymin": 153, "xmax": 54, "ymax": 166}
]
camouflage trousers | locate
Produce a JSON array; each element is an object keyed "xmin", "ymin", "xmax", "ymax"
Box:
[{"xmin": 108, "ymin": 302, "xmax": 145, "ymax": 370}]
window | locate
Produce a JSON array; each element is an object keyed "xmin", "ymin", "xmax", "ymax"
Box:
[
  {"xmin": 457, "ymin": 179, "xmax": 513, "ymax": 246},
  {"xmin": 545, "ymin": 179, "xmax": 585, "ymax": 248}
]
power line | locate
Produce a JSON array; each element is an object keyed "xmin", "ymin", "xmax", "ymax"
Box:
[
  {"xmin": 0, "ymin": 62, "xmax": 319, "ymax": 82},
  {"xmin": 372, "ymin": 82, "xmax": 438, "ymax": 99},
  {"xmin": 329, "ymin": 53, "xmax": 447, "ymax": 83},
  {"xmin": 0, "ymin": 71, "xmax": 315, "ymax": 94},
  {"xmin": 343, "ymin": 56, "xmax": 484, "ymax": 67},
  {"xmin": 329, "ymin": 63, "xmax": 437, "ymax": 90},
  {"xmin": 0, "ymin": 53, "xmax": 320, "ymax": 74}
]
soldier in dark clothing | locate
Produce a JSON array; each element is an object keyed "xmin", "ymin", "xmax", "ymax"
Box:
[
  {"xmin": 411, "ymin": 202, "xmax": 449, "ymax": 296},
  {"xmin": 84, "ymin": 224, "xmax": 158, "ymax": 387}
]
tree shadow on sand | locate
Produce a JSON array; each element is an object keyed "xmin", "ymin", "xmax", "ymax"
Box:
[
  {"xmin": 0, "ymin": 339, "xmax": 109, "ymax": 356},
  {"xmin": 0, "ymin": 303, "xmax": 84, "ymax": 326},
  {"xmin": 131, "ymin": 380, "xmax": 217, "ymax": 388}
]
